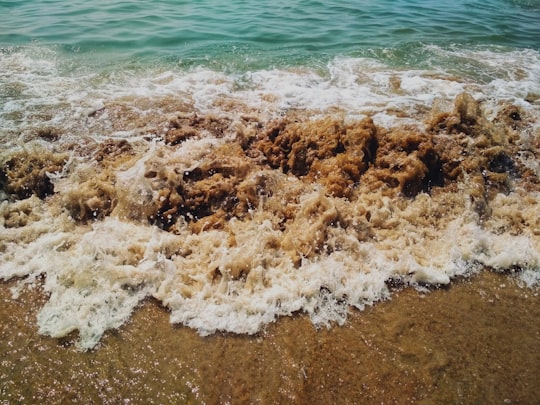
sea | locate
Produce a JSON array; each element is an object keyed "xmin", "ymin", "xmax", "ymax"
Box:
[{"xmin": 1, "ymin": 0, "xmax": 539, "ymax": 354}]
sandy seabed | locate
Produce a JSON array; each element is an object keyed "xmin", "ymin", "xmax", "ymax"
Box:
[{"xmin": 1, "ymin": 271, "xmax": 538, "ymax": 404}]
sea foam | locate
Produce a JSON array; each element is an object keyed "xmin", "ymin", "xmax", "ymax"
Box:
[{"xmin": 1, "ymin": 46, "xmax": 539, "ymax": 349}]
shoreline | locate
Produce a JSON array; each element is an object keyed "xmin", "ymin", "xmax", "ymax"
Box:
[{"xmin": 1, "ymin": 270, "xmax": 538, "ymax": 403}]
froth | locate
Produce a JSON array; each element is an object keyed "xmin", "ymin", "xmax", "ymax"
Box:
[
  {"xmin": 1, "ymin": 46, "xmax": 539, "ymax": 350},
  {"xmin": 2, "ymin": 46, "xmax": 539, "ymax": 145}
]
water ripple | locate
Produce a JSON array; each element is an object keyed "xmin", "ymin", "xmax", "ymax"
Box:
[{"xmin": 0, "ymin": 0, "xmax": 538, "ymax": 59}]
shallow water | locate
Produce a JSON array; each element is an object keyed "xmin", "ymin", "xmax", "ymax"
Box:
[{"xmin": 1, "ymin": 272, "xmax": 539, "ymax": 403}]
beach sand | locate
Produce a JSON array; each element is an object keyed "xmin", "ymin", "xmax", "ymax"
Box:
[{"xmin": 1, "ymin": 271, "xmax": 538, "ymax": 404}]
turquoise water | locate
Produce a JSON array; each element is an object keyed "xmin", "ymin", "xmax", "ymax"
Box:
[{"xmin": 1, "ymin": 0, "xmax": 539, "ymax": 68}]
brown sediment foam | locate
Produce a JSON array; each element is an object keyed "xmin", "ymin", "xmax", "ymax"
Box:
[
  {"xmin": 175, "ymin": 93, "xmax": 533, "ymax": 229},
  {"xmin": 61, "ymin": 170, "xmax": 118, "ymax": 221},
  {"xmin": 0, "ymin": 92, "xmax": 539, "ymax": 352},
  {"xmin": 141, "ymin": 142, "xmax": 258, "ymax": 231},
  {"xmin": 98, "ymin": 92, "xmax": 536, "ymax": 269},
  {"xmin": 0, "ymin": 150, "xmax": 68, "ymax": 200},
  {"xmin": 165, "ymin": 113, "xmax": 233, "ymax": 145},
  {"xmin": 429, "ymin": 93, "xmax": 539, "ymax": 211},
  {"xmin": 255, "ymin": 117, "xmax": 377, "ymax": 195},
  {"xmin": 2, "ymin": 196, "xmax": 43, "ymax": 229},
  {"xmin": 155, "ymin": 112, "xmax": 425, "ymax": 238},
  {"xmin": 35, "ymin": 127, "xmax": 62, "ymax": 142},
  {"xmin": 60, "ymin": 139, "xmax": 137, "ymax": 222},
  {"xmin": 280, "ymin": 191, "xmax": 340, "ymax": 265},
  {"xmin": 93, "ymin": 138, "xmax": 135, "ymax": 163},
  {"xmin": 3, "ymin": 92, "xmax": 537, "ymax": 229},
  {"xmin": 1, "ymin": 94, "xmax": 537, "ymax": 244},
  {"xmin": 366, "ymin": 127, "xmax": 443, "ymax": 197}
]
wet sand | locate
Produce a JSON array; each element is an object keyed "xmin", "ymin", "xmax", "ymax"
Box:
[{"xmin": 1, "ymin": 271, "xmax": 538, "ymax": 404}]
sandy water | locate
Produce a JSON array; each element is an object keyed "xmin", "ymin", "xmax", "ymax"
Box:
[{"xmin": 1, "ymin": 271, "xmax": 539, "ymax": 403}]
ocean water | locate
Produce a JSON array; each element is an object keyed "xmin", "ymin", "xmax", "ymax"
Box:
[{"xmin": 0, "ymin": 0, "xmax": 539, "ymax": 350}]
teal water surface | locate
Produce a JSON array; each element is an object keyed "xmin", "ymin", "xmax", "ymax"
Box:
[{"xmin": 1, "ymin": 0, "xmax": 539, "ymax": 67}]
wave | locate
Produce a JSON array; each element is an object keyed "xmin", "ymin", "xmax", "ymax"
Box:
[{"xmin": 1, "ymin": 45, "xmax": 539, "ymax": 349}]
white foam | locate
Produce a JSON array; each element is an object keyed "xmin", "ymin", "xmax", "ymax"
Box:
[
  {"xmin": 2, "ymin": 184, "xmax": 538, "ymax": 350},
  {"xmin": 2, "ymin": 45, "xmax": 539, "ymax": 144}
]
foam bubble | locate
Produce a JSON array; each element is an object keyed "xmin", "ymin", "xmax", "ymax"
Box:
[
  {"xmin": 1, "ymin": 45, "xmax": 539, "ymax": 349},
  {"xmin": 2, "ymin": 46, "xmax": 539, "ymax": 145}
]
